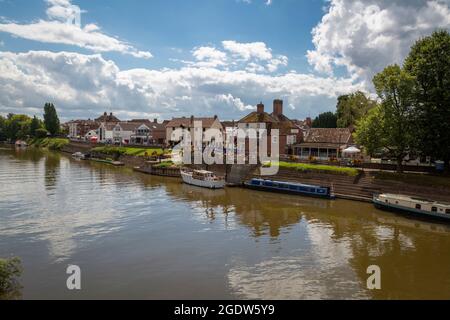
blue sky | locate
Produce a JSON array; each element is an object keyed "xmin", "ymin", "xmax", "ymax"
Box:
[
  {"xmin": 0, "ymin": 0, "xmax": 449, "ymax": 121},
  {"xmin": 0, "ymin": 0, "xmax": 323, "ymax": 71}
]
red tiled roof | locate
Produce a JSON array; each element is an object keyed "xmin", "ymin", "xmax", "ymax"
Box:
[
  {"xmin": 166, "ymin": 117, "xmax": 221, "ymax": 128},
  {"xmin": 303, "ymin": 128, "xmax": 353, "ymax": 144}
]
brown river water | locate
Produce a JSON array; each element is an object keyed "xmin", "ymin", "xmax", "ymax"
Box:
[{"xmin": 0, "ymin": 147, "xmax": 449, "ymax": 300}]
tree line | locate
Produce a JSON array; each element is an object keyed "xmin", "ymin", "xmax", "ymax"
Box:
[
  {"xmin": 311, "ymin": 30, "xmax": 450, "ymax": 170},
  {"xmin": 0, "ymin": 103, "xmax": 61, "ymax": 141}
]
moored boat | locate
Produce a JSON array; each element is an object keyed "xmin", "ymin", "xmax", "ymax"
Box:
[
  {"xmin": 15, "ymin": 140, "xmax": 28, "ymax": 148},
  {"xmin": 180, "ymin": 168, "xmax": 225, "ymax": 189},
  {"xmin": 72, "ymin": 152, "xmax": 86, "ymax": 160},
  {"xmin": 244, "ymin": 178, "xmax": 335, "ymax": 199},
  {"xmin": 373, "ymin": 193, "xmax": 450, "ymax": 222}
]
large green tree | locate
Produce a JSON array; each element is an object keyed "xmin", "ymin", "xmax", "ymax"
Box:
[
  {"xmin": 312, "ymin": 111, "xmax": 337, "ymax": 128},
  {"xmin": 4, "ymin": 114, "xmax": 32, "ymax": 141},
  {"xmin": 372, "ymin": 64, "xmax": 416, "ymax": 172},
  {"xmin": 336, "ymin": 91, "xmax": 378, "ymax": 128},
  {"xmin": 404, "ymin": 30, "xmax": 450, "ymax": 167},
  {"xmin": 29, "ymin": 116, "xmax": 42, "ymax": 138},
  {"xmin": 354, "ymin": 105, "xmax": 384, "ymax": 157},
  {"xmin": 43, "ymin": 103, "xmax": 60, "ymax": 136}
]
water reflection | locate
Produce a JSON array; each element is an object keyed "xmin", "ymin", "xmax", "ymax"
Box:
[{"xmin": 1, "ymin": 147, "xmax": 450, "ymax": 299}]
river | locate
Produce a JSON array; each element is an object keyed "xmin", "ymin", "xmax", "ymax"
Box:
[{"xmin": 0, "ymin": 147, "xmax": 449, "ymax": 299}]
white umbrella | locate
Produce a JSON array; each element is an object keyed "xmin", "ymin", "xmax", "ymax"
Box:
[{"xmin": 343, "ymin": 146, "xmax": 361, "ymax": 154}]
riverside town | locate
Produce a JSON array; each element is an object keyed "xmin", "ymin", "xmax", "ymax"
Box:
[{"xmin": 0, "ymin": 0, "xmax": 449, "ymax": 306}]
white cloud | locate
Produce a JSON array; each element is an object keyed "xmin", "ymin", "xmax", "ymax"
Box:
[
  {"xmin": 0, "ymin": 50, "xmax": 365, "ymax": 121},
  {"xmin": 0, "ymin": 0, "xmax": 152, "ymax": 59},
  {"xmin": 222, "ymin": 40, "xmax": 273, "ymax": 61},
  {"xmin": 307, "ymin": 0, "xmax": 450, "ymax": 83},
  {"xmin": 191, "ymin": 46, "xmax": 228, "ymax": 68},
  {"xmin": 183, "ymin": 41, "xmax": 288, "ymax": 73}
]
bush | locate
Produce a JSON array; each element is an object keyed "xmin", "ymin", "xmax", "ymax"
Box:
[
  {"xmin": 35, "ymin": 128, "xmax": 48, "ymax": 138},
  {"xmin": 0, "ymin": 257, "xmax": 22, "ymax": 300}
]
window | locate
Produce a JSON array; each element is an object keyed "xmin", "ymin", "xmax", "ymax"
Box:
[
  {"xmin": 416, "ymin": 204, "xmax": 421, "ymax": 210},
  {"xmin": 446, "ymin": 209, "xmax": 450, "ymax": 214},
  {"xmin": 431, "ymin": 207, "xmax": 438, "ymax": 212}
]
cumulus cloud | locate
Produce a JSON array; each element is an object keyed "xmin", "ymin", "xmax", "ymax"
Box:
[
  {"xmin": 0, "ymin": 50, "xmax": 365, "ymax": 121},
  {"xmin": 0, "ymin": 0, "xmax": 152, "ymax": 59},
  {"xmin": 307, "ymin": 0, "xmax": 450, "ymax": 83},
  {"xmin": 182, "ymin": 41, "xmax": 289, "ymax": 73}
]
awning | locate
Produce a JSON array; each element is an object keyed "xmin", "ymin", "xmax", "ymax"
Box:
[{"xmin": 342, "ymin": 146, "xmax": 361, "ymax": 154}]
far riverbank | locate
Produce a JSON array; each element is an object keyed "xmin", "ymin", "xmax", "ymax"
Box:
[{"xmin": 19, "ymin": 140, "xmax": 450, "ymax": 204}]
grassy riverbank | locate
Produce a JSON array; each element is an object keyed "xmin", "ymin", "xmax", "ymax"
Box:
[
  {"xmin": 29, "ymin": 138, "xmax": 69, "ymax": 151},
  {"xmin": 266, "ymin": 161, "xmax": 360, "ymax": 176},
  {"xmin": 92, "ymin": 146, "xmax": 166, "ymax": 157}
]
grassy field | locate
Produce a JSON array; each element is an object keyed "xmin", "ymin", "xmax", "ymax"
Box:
[
  {"xmin": 266, "ymin": 161, "xmax": 360, "ymax": 176},
  {"xmin": 92, "ymin": 146, "xmax": 166, "ymax": 157},
  {"xmin": 375, "ymin": 172, "xmax": 450, "ymax": 189},
  {"xmin": 30, "ymin": 138, "xmax": 69, "ymax": 150}
]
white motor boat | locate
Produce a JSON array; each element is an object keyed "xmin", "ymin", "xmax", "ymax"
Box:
[
  {"xmin": 180, "ymin": 168, "xmax": 225, "ymax": 189},
  {"xmin": 72, "ymin": 152, "xmax": 86, "ymax": 160}
]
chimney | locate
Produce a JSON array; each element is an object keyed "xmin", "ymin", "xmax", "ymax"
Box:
[
  {"xmin": 110, "ymin": 112, "xmax": 113, "ymax": 116},
  {"xmin": 190, "ymin": 115, "xmax": 194, "ymax": 125},
  {"xmin": 305, "ymin": 117, "xmax": 312, "ymax": 128},
  {"xmin": 273, "ymin": 99, "xmax": 283, "ymax": 116},
  {"xmin": 153, "ymin": 118, "xmax": 158, "ymax": 123},
  {"xmin": 257, "ymin": 102, "xmax": 264, "ymax": 114},
  {"xmin": 104, "ymin": 112, "xmax": 107, "ymax": 116},
  {"xmin": 214, "ymin": 115, "xmax": 218, "ymax": 120}
]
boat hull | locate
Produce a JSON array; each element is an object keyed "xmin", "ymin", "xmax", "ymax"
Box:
[
  {"xmin": 244, "ymin": 181, "xmax": 334, "ymax": 199},
  {"xmin": 373, "ymin": 199, "xmax": 450, "ymax": 222},
  {"xmin": 181, "ymin": 172, "xmax": 225, "ymax": 189}
]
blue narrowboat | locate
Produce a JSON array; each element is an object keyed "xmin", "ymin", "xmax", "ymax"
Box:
[{"xmin": 244, "ymin": 178, "xmax": 335, "ymax": 199}]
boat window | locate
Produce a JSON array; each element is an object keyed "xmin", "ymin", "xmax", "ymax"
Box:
[
  {"xmin": 251, "ymin": 180, "xmax": 260, "ymax": 186},
  {"xmin": 431, "ymin": 207, "xmax": 438, "ymax": 212},
  {"xmin": 280, "ymin": 184, "xmax": 288, "ymax": 189},
  {"xmin": 289, "ymin": 185, "xmax": 298, "ymax": 191},
  {"xmin": 416, "ymin": 204, "xmax": 421, "ymax": 210},
  {"xmin": 264, "ymin": 182, "xmax": 273, "ymax": 187}
]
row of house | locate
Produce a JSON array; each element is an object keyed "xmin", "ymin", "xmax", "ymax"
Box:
[{"xmin": 65, "ymin": 100, "xmax": 354, "ymax": 158}]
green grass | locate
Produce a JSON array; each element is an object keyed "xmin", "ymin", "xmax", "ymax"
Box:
[
  {"xmin": 375, "ymin": 172, "xmax": 450, "ymax": 189},
  {"xmin": 30, "ymin": 138, "xmax": 69, "ymax": 151},
  {"xmin": 92, "ymin": 146, "xmax": 165, "ymax": 157},
  {"xmin": 152, "ymin": 161, "xmax": 179, "ymax": 169},
  {"xmin": 265, "ymin": 161, "xmax": 360, "ymax": 176}
]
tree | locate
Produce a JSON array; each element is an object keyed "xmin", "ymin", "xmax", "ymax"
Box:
[
  {"xmin": 35, "ymin": 128, "xmax": 49, "ymax": 138},
  {"xmin": 29, "ymin": 116, "xmax": 41, "ymax": 137},
  {"xmin": 372, "ymin": 64, "xmax": 416, "ymax": 172},
  {"xmin": 4, "ymin": 114, "xmax": 32, "ymax": 141},
  {"xmin": 43, "ymin": 103, "xmax": 60, "ymax": 136},
  {"xmin": 0, "ymin": 116, "xmax": 6, "ymax": 141},
  {"xmin": 0, "ymin": 257, "xmax": 22, "ymax": 300},
  {"xmin": 354, "ymin": 105, "xmax": 384, "ymax": 157},
  {"xmin": 336, "ymin": 91, "xmax": 378, "ymax": 128},
  {"xmin": 404, "ymin": 30, "xmax": 450, "ymax": 168},
  {"xmin": 312, "ymin": 112, "xmax": 337, "ymax": 128}
]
